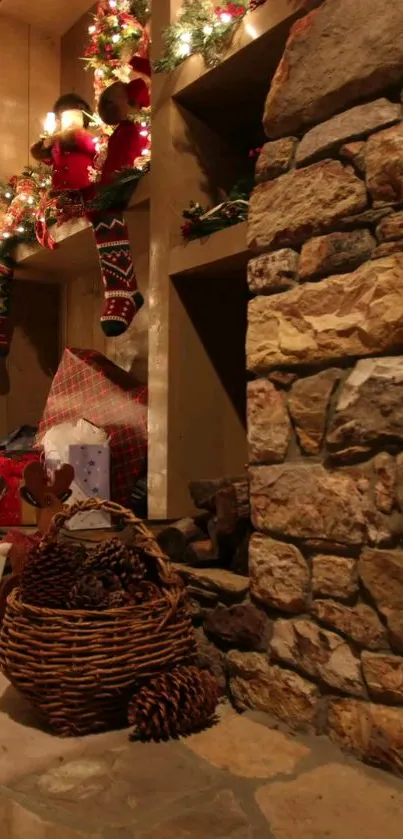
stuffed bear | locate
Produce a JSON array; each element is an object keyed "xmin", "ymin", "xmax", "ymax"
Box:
[{"xmin": 98, "ymin": 56, "xmax": 150, "ymax": 184}]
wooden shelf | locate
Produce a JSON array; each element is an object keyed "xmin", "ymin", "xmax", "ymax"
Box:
[
  {"xmin": 14, "ymin": 174, "xmax": 150, "ymax": 281},
  {"xmin": 169, "ymin": 0, "xmax": 307, "ymax": 148},
  {"xmin": 169, "ymin": 222, "xmax": 249, "ymax": 279}
]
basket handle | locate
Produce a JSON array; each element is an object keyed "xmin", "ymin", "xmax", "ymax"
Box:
[{"xmin": 47, "ymin": 498, "xmax": 179, "ymax": 597}]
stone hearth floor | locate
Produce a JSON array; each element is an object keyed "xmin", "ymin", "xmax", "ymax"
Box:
[{"xmin": 1, "ymin": 675, "xmax": 403, "ymax": 838}]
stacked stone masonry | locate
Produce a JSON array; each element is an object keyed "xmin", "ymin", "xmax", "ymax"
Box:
[{"xmin": 232, "ymin": 0, "xmax": 403, "ymax": 778}]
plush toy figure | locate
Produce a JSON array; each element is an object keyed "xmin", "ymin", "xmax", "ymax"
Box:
[
  {"xmin": 90, "ymin": 57, "xmax": 150, "ymax": 338},
  {"xmin": 30, "ymin": 93, "xmax": 96, "ymax": 195}
]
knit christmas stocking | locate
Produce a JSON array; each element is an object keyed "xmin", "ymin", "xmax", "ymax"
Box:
[
  {"xmin": 91, "ymin": 212, "xmax": 144, "ymax": 337},
  {"xmin": 0, "ymin": 258, "xmax": 14, "ymax": 357}
]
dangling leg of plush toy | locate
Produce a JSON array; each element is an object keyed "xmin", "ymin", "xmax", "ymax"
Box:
[
  {"xmin": 91, "ymin": 211, "xmax": 144, "ymax": 337},
  {"xmin": 0, "ymin": 258, "xmax": 14, "ymax": 357}
]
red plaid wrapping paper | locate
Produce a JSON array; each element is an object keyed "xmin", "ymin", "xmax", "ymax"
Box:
[{"xmin": 37, "ymin": 348, "xmax": 147, "ymax": 507}]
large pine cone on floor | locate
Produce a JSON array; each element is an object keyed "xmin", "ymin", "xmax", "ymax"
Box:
[
  {"xmin": 88, "ymin": 538, "xmax": 147, "ymax": 589},
  {"xmin": 128, "ymin": 665, "xmax": 220, "ymax": 742},
  {"xmin": 20, "ymin": 540, "xmax": 87, "ymax": 609}
]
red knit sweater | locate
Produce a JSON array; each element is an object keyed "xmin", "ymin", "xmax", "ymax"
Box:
[
  {"xmin": 100, "ymin": 78, "xmax": 150, "ymax": 185},
  {"xmin": 43, "ymin": 131, "xmax": 96, "ymax": 192}
]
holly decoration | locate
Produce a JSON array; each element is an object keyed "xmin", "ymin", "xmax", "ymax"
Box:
[
  {"xmin": 154, "ymin": 0, "xmax": 266, "ymax": 72},
  {"xmin": 180, "ymin": 149, "xmax": 259, "ymax": 241}
]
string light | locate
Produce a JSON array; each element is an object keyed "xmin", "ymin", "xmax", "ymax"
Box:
[
  {"xmin": 17, "ymin": 226, "xmax": 25, "ymax": 233},
  {"xmin": 179, "ymin": 30, "xmax": 192, "ymax": 43},
  {"xmin": 2, "ymin": 232, "xmax": 11, "ymax": 239},
  {"xmin": 88, "ymin": 24, "xmax": 96, "ymax": 33},
  {"xmin": 5, "ymin": 192, "xmax": 11, "ymax": 199},
  {"xmin": 112, "ymin": 33, "xmax": 121, "ymax": 42},
  {"xmin": 203, "ymin": 24, "xmax": 213, "ymax": 34},
  {"xmin": 220, "ymin": 11, "xmax": 232, "ymax": 23}
]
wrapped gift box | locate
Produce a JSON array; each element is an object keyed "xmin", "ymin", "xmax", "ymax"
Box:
[{"xmin": 37, "ymin": 348, "xmax": 147, "ymax": 507}]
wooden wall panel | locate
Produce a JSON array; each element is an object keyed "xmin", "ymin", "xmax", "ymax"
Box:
[
  {"xmin": 60, "ymin": 7, "xmax": 95, "ymax": 107},
  {"xmin": 0, "ymin": 281, "xmax": 60, "ymax": 438},
  {"xmin": 0, "ymin": 13, "xmax": 59, "ymax": 180}
]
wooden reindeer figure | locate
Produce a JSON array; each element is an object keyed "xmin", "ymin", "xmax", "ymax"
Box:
[
  {"xmin": 20, "ymin": 460, "xmax": 74, "ymax": 534},
  {"xmin": 0, "ymin": 462, "xmax": 75, "ymax": 622}
]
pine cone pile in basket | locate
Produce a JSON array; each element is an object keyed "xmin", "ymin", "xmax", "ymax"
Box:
[
  {"xmin": 128, "ymin": 665, "xmax": 220, "ymax": 742},
  {"xmin": 67, "ymin": 570, "xmax": 128, "ymax": 610},
  {"xmin": 20, "ymin": 540, "xmax": 87, "ymax": 608},
  {"xmin": 66, "ymin": 538, "xmax": 154, "ymax": 610},
  {"xmin": 90, "ymin": 538, "xmax": 147, "ymax": 588}
]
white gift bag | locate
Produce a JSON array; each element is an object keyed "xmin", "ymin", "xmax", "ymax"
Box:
[{"xmin": 42, "ymin": 419, "xmax": 111, "ymax": 530}]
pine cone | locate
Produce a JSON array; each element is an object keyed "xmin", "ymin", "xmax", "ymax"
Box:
[
  {"xmin": 20, "ymin": 540, "xmax": 87, "ymax": 608},
  {"xmin": 128, "ymin": 665, "xmax": 220, "ymax": 742},
  {"xmin": 67, "ymin": 570, "xmax": 127, "ymax": 610},
  {"xmin": 126, "ymin": 580, "xmax": 161, "ymax": 605},
  {"xmin": 88, "ymin": 538, "xmax": 147, "ymax": 589}
]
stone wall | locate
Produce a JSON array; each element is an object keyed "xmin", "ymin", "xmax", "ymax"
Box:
[{"xmin": 241, "ymin": 0, "xmax": 403, "ymax": 776}]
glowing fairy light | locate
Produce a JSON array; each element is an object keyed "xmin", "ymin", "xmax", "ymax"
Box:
[{"xmin": 220, "ymin": 12, "xmax": 232, "ymax": 23}]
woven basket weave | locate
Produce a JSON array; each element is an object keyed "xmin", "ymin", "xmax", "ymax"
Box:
[{"xmin": 0, "ymin": 499, "xmax": 196, "ymax": 736}]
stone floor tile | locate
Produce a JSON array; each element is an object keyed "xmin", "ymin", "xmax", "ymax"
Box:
[
  {"xmin": 256, "ymin": 763, "xmax": 403, "ymax": 839},
  {"xmin": 184, "ymin": 705, "xmax": 309, "ymax": 778},
  {"xmin": 0, "ymin": 676, "xmax": 88, "ymax": 785},
  {"xmin": 137, "ymin": 789, "xmax": 253, "ymax": 839}
]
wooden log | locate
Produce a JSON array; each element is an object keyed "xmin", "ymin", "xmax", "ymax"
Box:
[
  {"xmin": 188, "ymin": 475, "xmax": 246, "ymax": 512},
  {"xmin": 157, "ymin": 517, "xmax": 205, "ymax": 561},
  {"xmin": 184, "ymin": 539, "xmax": 219, "ymax": 567},
  {"xmin": 215, "ymin": 479, "xmax": 250, "ymax": 536}
]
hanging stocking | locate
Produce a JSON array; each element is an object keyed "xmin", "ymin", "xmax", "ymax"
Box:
[
  {"xmin": 0, "ymin": 258, "xmax": 14, "ymax": 357},
  {"xmin": 91, "ymin": 211, "xmax": 144, "ymax": 337}
]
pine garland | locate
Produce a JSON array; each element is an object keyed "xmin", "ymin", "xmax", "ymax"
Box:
[
  {"xmin": 0, "ymin": 165, "xmax": 149, "ymax": 260},
  {"xmin": 154, "ymin": 0, "xmax": 266, "ymax": 73}
]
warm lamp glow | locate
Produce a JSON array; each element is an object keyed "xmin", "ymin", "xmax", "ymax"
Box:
[
  {"xmin": 61, "ymin": 110, "xmax": 84, "ymax": 131},
  {"xmin": 43, "ymin": 112, "xmax": 56, "ymax": 135}
]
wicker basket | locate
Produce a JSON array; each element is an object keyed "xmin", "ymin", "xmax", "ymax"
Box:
[{"xmin": 0, "ymin": 499, "xmax": 197, "ymax": 736}]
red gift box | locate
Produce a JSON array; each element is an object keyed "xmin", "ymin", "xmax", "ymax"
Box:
[
  {"xmin": 0, "ymin": 453, "xmax": 40, "ymax": 526},
  {"xmin": 37, "ymin": 348, "xmax": 147, "ymax": 507}
]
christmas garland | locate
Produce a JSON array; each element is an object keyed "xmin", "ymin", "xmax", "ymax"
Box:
[
  {"xmin": 0, "ymin": 165, "xmax": 149, "ymax": 260},
  {"xmin": 154, "ymin": 0, "xmax": 267, "ymax": 73},
  {"xmin": 84, "ymin": 0, "xmax": 151, "ymax": 100}
]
